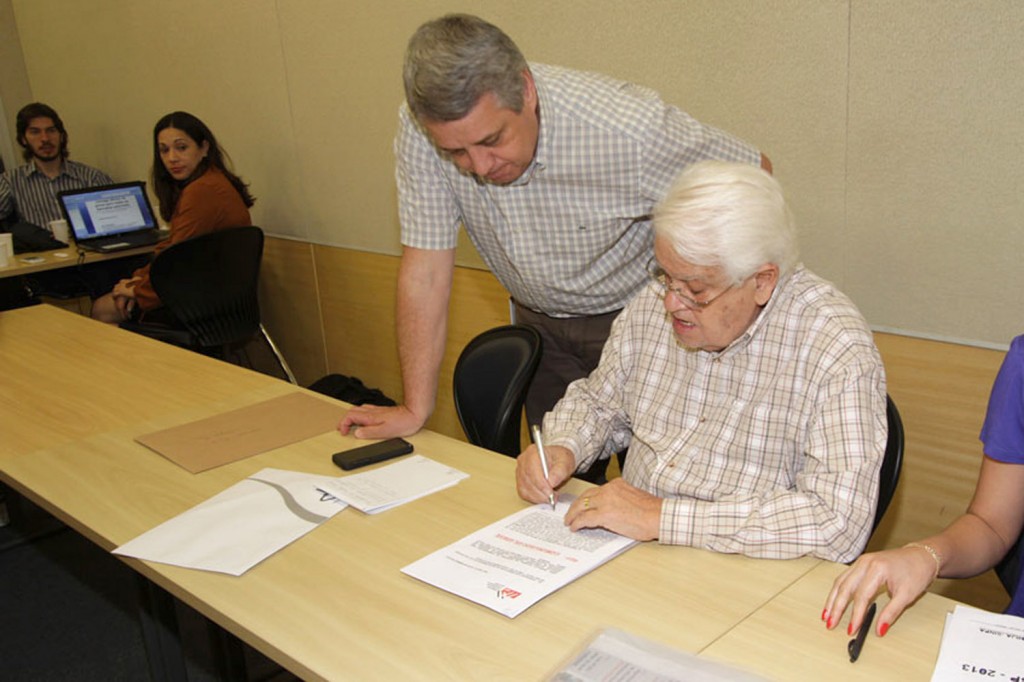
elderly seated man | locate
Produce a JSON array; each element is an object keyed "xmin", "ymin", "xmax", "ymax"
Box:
[{"xmin": 516, "ymin": 161, "xmax": 887, "ymax": 562}]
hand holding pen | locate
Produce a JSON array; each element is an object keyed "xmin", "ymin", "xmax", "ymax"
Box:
[{"xmin": 516, "ymin": 426, "xmax": 574, "ymax": 508}]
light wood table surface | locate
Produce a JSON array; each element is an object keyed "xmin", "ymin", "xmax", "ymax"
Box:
[
  {"xmin": 7, "ymin": 425, "xmax": 824, "ymax": 680},
  {"xmin": 0, "ymin": 305, "xmax": 956, "ymax": 680},
  {"xmin": 0, "ymin": 304, "xmax": 293, "ymax": 456},
  {"xmin": 700, "ymin": 560, "xmax": 957, "ymax": 680},
  {"xmin": 0, "ymin": 242, "xmax": 156, "ymax": 278}
]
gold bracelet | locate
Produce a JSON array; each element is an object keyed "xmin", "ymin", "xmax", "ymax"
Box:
[{"xmin": 905, "ymin": 542, "xmax": 943, "ymax": 581}]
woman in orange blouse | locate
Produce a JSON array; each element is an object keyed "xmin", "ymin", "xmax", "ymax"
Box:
[{"xmin": 92, "ymin": 111, "xmax": 254, "ymax": 322}]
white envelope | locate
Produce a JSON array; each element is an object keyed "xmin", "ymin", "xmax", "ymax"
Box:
[{"xmin": 114, "ymin": 468, "xmax": 347, "ymax": 576}]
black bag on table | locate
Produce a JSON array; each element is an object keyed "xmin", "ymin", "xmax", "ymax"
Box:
[
  {"xmin": 307, "ymin": 374, "xmax": 396, "ymax": 407},
  {"xmin": 6, "ymin": 221, "xmax": 67, "ymax": 253}
]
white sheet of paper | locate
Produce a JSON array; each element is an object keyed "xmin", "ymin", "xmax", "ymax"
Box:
[
  {"xmin": 401, "ymin": 495, "xmax": 637, "ymax": 618},
  {"xmin": 318, "ymin": 454, "xmax": 468, "ymax": 513},
  {"xmin": 549, "ymin": 628, "xmax": 768, "ymax": 682},
  {"xmin": 930, "ymin": 604, "xmax": 1024, "ymax": 681},
  {"xmin": 113, "ymin": 468, "xmax": 347, "ymax": 576}
]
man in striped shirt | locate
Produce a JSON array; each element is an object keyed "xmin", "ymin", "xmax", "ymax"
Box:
[
  {"xmin": 0, "ymin": 103, "xmax": 145, "ymax": 307},
  {"xmin": 0, "ymin": 102, "xmax": 112, "ymax": 229},
  {"xmin": 341, "ymin": 15, "xmax": 771, "ymax": 483}
]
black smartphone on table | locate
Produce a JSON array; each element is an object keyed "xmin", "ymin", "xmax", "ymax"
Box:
[{"xmin": 331, "ymin": 438, "xmax": 413, "ymax": 471}]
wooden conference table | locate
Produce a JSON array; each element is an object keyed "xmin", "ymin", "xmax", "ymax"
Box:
[
  {"xmin": 0, "ymin": 305, "xmax": 959, "ymax": 680},
  {"xmin": 0, "ymin": 242, "xmax": 156, "ymax": 279}
]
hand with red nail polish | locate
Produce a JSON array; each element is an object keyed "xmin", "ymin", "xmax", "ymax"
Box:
[
  {"xmin": 823, "ymin": 444, "xmax": 1024, "ymax": 634},
  {"xmin": 821, "ymin": 545, "xmax": 943, "ymax": 637}
]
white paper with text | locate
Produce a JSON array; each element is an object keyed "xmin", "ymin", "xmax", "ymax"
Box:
[
  {"xmin": 317, "ymin": 454, "xmax": 468, "ymax": 513},
  {"xmin": 550, "ymin": 628, "xmax": 768, "ymax": 682},
  {"xmin": 931, "ymin": 604, "xmax": 1024, "ymax": 681},
  {"xmin": 401, "ymin": 496, "xmax": 637, "ymax": 618}
]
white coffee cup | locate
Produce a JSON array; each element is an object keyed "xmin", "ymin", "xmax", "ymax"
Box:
[
  {"xmin": 48, "ymin": 219, "xmax": 70, "ymax": 244},
  {"xmin": 0, "ymin": 232, "xmax": 13, "ymax": 267}
]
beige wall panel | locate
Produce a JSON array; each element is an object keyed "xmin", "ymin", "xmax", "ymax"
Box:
[
  {"xmin": 274, "ymin": 1, "xmax": 843, "ymax": 270},
  {"xmin": 11, "ymin": 0, "xmax": 310, "ymax": 240},
  {"xmin": 274, "ymin": 0, "xmax": 438, "ymax": 252},
  {"xmin": 499, "ymin": 0, "xmax": 850, "ymax": 283},
  {"xmin": 873, "ymin": 331, "xmax": 1008, "ymax": 610},
  {"xmin": 259, "ymin": 236, "xmax": 327, "ymax": 385},
  {"xmin": 0, "ymin": 0, "xmax": 31, "ymax": 167},
  {"xmin": 314, "ymin": 245, "xmax": 510, "ymax": 440},
  {"xmin": 845, "ymin": 1, "xmax": 1024, "ymax": 346},
  {"xmin": 8, "ymin": 0, "xmax": 1023, "ymax": 345}
]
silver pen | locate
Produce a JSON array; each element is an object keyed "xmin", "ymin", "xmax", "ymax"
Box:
[{"xmin": 531, "ymin": 424, "xmax": 557, "ymax": 510}]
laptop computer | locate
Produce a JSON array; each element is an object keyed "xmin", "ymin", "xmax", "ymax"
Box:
[{"xmin": 58, "ymin": 181, "xmax": 162, "ymax": 253}]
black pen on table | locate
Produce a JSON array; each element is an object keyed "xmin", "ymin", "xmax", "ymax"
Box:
[
  {"xmin": 530, "ymin": 425, "xmax": 557, "ymax": 510},
  {"xmin": 848, "ymin": 602, "xmax": 877, "ymax": 663}
]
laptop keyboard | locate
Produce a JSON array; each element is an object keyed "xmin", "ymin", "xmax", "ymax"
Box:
[{"xmin": 83, "ymin": 230, "xmax": 162, "ymax": 252}]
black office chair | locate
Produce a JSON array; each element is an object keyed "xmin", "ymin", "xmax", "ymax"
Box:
[
  {"xmin": 120, "ymin": 225, "xmax": 296, "ymax": 384},
  {"xmin": 872, "ymin": 394, "xmax": 905, "ymax": 533},
  {"xmin": 453, "ymin": 324, "xmax": 542, "ymax": 457}
]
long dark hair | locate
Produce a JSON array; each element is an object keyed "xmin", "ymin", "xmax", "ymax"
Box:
[{"xmin": 150, "ymin": 111, "xmax": 255, "ymax": 222}]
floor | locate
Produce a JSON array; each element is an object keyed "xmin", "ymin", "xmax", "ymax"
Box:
[{"xmin": 0, "ymin": 491, "xmax": 299, "ymax": 681}]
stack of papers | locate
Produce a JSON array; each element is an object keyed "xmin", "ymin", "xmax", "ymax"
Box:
[
  {"xmin": 551, "ymin": 628, "xmax": 768, "ymax": 682},
  {"xmin": 402, "ymin": 495, "xmax": 637, "ymax": 618},
  {"xmin": 318, "ymin": 455, "xmax": 469, "ymax": 513},
  {"xmin": 931, "ymin": 605, "xmax": 1024, "ymax": 681}
]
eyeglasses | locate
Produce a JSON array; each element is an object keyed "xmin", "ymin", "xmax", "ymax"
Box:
[{"xmin": 646, "ymin": 257, "xmax": 737, "ymax": 311}]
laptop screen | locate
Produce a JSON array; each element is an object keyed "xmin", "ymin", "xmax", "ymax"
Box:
[{"xmin": 58, "ymin": 182, "xmax": 158, "ymax": 241}]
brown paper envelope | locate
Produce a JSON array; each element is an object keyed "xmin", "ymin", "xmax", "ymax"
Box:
[{"xmin": 136, "ymin": 392, "xmax": 342, "ymax": 473}]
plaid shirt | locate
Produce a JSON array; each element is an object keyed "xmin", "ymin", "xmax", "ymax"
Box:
[
  {"xmin": 396, "ymin": 63, "xmax": 761, "ymax": 316},
  {"xmin": 0, "ymin": 160, "xmax": 113, "ymax": 227},
  {"xmin": 543, "ymin": 267, "xmax": 887, "ymax": 562}
]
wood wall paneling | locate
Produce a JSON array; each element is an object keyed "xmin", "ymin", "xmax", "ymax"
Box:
[
  {"xmin": 259, "ymin": 237, "xmax": 327, "ymax": 386},
  {"xmin": 310, "ymin": 245, "xmax": 511, "ymax": 441},
  {"xmin": 871, "ymin": 332, "xmax": 1008, "ymax": 611}
]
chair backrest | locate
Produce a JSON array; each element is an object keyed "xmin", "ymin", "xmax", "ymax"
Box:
[
  {"xmin": 872, "ymin": 394, "xmax": 905, "ymax": 532},
  {"xmin": 453, "ymin": 325, "xmax": 542, "ymax": 458},
  {"xmin": 150, "ymin": 225, "xmax": 264, "ymax": 347}
]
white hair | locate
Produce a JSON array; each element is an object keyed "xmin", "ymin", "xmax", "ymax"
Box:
[{"xmin": 653, "ymin": 161, "xmax": 798, "ymax": 283}]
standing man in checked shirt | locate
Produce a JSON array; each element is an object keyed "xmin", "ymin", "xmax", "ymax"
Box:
[
  {"xmin": 517, "ymin": 162, "xmax": 887, "ymax": 562},
  {"xmin": 341, "ymin": 14, "xmax": 771, "ymax": 482}
]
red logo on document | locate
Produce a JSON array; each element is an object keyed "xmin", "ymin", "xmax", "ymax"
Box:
[{"xmin": 488, "ymin": 582, "xmax": 521, "ymax": 599}]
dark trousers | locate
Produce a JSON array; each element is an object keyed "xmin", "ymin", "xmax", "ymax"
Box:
[
  {"xmin": 26, "ymin": 254, "xmax": 150, "ymax": 300},
  {"xmin": 514, "ymin": 303, "xmax": 621, "ymax": 483}
]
